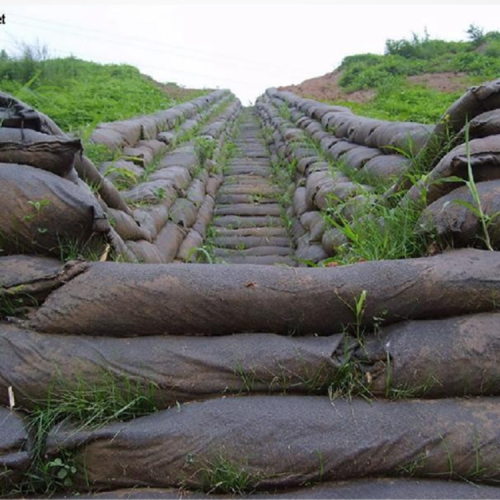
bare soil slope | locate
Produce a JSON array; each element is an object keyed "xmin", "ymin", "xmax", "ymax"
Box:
[{"xmin": 279, "ymin": 69, "xmax": 470, "ymax": 103}]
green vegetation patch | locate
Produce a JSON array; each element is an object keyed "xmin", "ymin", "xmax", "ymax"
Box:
[
  {"xmin": 332, "ymin": 80, "xmax": 461, "ymax": 124},
  {"xmin": 340, "ymin": 28, "xmax": 500, "ymax": 93},
  {"xmin": 0, "ymin": 45, "xmax": 208, "ymax": 133},
  {"xmin": 322, "ymin": 27, "xmax": 500, "ymax": 123}
]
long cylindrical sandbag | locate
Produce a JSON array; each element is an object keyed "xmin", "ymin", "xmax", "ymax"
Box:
[
  {"xmin": 0, "ymin": 325, "xmax": 342, "ymax": 409},
  {"xmin": 406, "ymin": 134, "xmax": 500, "ymax": 206},
  {"xmin": 0, "ymin": 164, "xmax": 109, "ymax": 256},
  {"xmin": 0, "ymin": 256, "xmax": 88, "ymax": 316},
  {"xmin": 62, "ymin": 478, "xmax": 500, "ymax": 499},
  {"xmin": 434, "ymin": 78, "xmax": 500, "ymax": 137},
  {"xmin": 0, "ymin": 407, "xmax": 31, "ymax": 490},
  {"xmin": 348, "ymin": 312, "xmax": 500, "ymax": 398},
  {"xmin": 47, "ymin": 396, "xmax": 500, "ymax": 490},
  {"xmin": 0, "ymin": 128, "xmax": 82, "ymax": 178},
  {"xmin": 419, "ymin": 180, "xmax": 500, "ymax": 247},
  {"xmin": 75, "ymin": 156, "xmax": 133, "ymax": 216},
  {"xmin": 29, "ymin": 249, "xmax": 500, "ymax": 336}
]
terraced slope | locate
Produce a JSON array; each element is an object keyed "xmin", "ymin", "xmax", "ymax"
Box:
[
  {"xmin": 212, "ymin": 109, "xmax": 295, "ymax": 266},
  {"xmin": 3, "ymin": 80, "xmax": 500, "ymax": 499}
]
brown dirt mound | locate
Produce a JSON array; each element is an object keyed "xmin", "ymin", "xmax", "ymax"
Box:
[
  {"xmin": 279, "ymin": 70, "xmax": 375, "ymax": 103},
  {"xmin": 279, "ymin": 70, "xmax": 470, "ymax": 103}
]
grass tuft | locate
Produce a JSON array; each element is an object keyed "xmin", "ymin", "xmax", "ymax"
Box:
[
  {"xmin": 4, "ymin": 373, "xmax": 158, "ymax": 497},
  {"xmin": 201, "ymin": 455, "xmax": 257, "ymax": 495}
]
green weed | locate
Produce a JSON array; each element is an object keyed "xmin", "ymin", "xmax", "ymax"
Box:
[
  {"xmin": 186, "ymin": 245, "xmax": 215, "ymax": 264},
  {"xmin": 153, "ymin": 186, "xmax": 167, "ymax": 201},
  {"xmin": 278, "ymin": 103, "xmax": 292, "ymax": 121},
  {"xmin": 194, "ymin": 136, "xmax": 216, "ymax": 169},
  {"xmin": 444, "ymin": 124, "xmax": 499, "ymax": 251},
  {"xmin": 103, "ymin": 165, "xmax": 138, "ymax": 190},
  {"xmin": 396, "ymin": 454, "xmax": 427, "ymax": 476},
  {"xmin": 200, "ymin": 455, "xmax": 257, "ymax": 495},
  {"xmin": 83, "ymin": 143, "xmax": 116, "ymax": 166},
  {"xmin": 34, "ymin": 372, "xmax": 159, "ymax": 427},
  {"xmin": 0, "ymin": 286, "xmax": 38, "ymax": 319},
  {"xmin": 57, "ymin": 235, "xmax": 105, "ymax": 262},
  {"xmin": 324, "ymin": 192, "xmax": 429, "ymax": 264},
  {"xmin": 234, "ymin": 362, "xmax": 258, "ymax": 393},
  {"xmin": 5, "ymin": 373, "xmax": 158, "ymax": 497},
  {"xmin": 327, "ymin": 332, "xmax": 373, "ymax": 403}
]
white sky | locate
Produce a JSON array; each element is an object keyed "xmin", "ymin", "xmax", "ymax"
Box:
[{"xmin": 2, "ymin": 3, "xmax": 500, "ymax": 104}]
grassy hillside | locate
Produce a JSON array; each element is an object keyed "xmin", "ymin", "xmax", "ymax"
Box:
[
  {"xmin": 0, "ymin": 46, "xmax": 209, "ymax": 134},
  {"xmin": 284, "ymin": 27, "xmax": 500, "ymax": 124}
]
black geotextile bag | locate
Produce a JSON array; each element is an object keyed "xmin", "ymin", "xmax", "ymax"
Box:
[
  {"xmin": 0, "ymin": 407, "xmax": 31, "ymax": 491},
  {"xmin": 407, "ymin": 134, "xmax": 500, "ymax": 205},
  {"xmin": 0, "ymin": 127, "xmax": 82, "ymax": 177},
  {"xmin": 466, "ymin": 109, "xmax": 500, "ymax": 139},
  {"xmin": 345, "ymin": 311, "xmax": 500, "ymax": 398},
  {"xmin": 46, "ymin": 396, "xmax": 500, "ymax": 490},
  {"xmin": 0, "ymin": 91, "xmax": 64, "ymax": 136},
  {"xmin": 0, "ymin": 164, "xmax": 109, "ymax": 256},
  {"xmin": 29, "ymin": 249, "xmax": 500, "ymax": 337},
  {"xmin": 0, "ymin": 325, "xmax": 342, "ymax": 409},
  {"xmin": 434, "ymin": 78, "xmax": 500, "ymax": 137},
  {"xmin": 63, "ymin": 478, "xmax": 500, "ymax": 499},
  {"xmin": 419, "ymin": 180, "xmax": 500, "ymax": 247}
]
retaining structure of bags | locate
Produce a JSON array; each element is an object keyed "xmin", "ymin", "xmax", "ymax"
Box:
[{"xmin": 3, "ymin": 79, "xmax": 500, "ymax": 498}]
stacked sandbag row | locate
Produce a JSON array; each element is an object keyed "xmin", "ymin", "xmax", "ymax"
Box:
[
  {"xmin": 260, "ymin": 79, "xmax": 500, "ymax": 257},
  {"xmin": 0, "ymin": 92, "xmax": 129, "ymax": 261},
  {"xmin": 81, "ymin": 91, "xmax": 235, "ymax": 261},
  {"xmin": 256, "ymin": 94, "xmax": 345, "ymax": 263},
  {"xmin": 98, "ymin": 96, "xmax": 241, "ymax": 263},
  {"xmin": 393, "ymin": 79, "xmax": 500, "ymax": 250},
  {"xmin": 0, "ymin": 90, "xmax": 235, "ymax": 264},
  {"xmin": 92, "ymin": 88, "xmax": 232, "ymax": 221},
  {"xmin": 266, "ymin": 87, "xmax": 430, "ymax": 181},
  {"xmin": 3, "ymin": 310, "xmax": 500, "ymax": 408},
  {"xmin": 210, "ymin": 108, "xmax": 296, "ymax": 266},
  {"xmin": 4, "ymin": 81, "xmax": 500, "ymax": 498},
  {"xmin": 90, "ymin": 89, "xmax": 231, "ymax": 152},
  {"xmin": 259, "ymin": 92, "xmax": 385, "ymax": 262},
  {"xmin": 175, "ymin": 99, "xmax": 243, "ymax": 261},
  {"xmin": 3, "ymin": 249, "xmax": 500, "ymax": 496}
]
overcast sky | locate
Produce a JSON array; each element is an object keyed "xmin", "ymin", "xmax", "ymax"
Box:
[{"xmin": 2, "ymin": 4, "xmax": 500, "ymax": 104}]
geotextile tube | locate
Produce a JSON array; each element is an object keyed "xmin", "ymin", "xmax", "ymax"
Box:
[
  {"xmin": 0, "ymin": 407, "xmax": 31, "ymax": 490},
  {"xmin": 347, "ymin": 311, "xmax": 500, "ymax": 398},
  {"xmin": 29, "ymin": 249, "xmax": 500, "ymax": 336},
  {"xmin": 4, "ymin": 312, "xmax": 500, "ymax": 408},
  {"xmin": 46, "ymin": 396, "xmax": 500, "ymax": 490},
  {"xmin": 0, "ymin": 326, "xmax": 342, "ymax": 409},
  {"xmin": 60, "ymin": 478, "xmax": 500, "ymax": 499},
  {"xmin": 0, "ymin": 164, "xmax": 109, "ymax": 256},
  {"xmin": 420, "ymin": 180, "xmax": 500, "ymax": 247},
  {"xmin": 0, "ymin": 255, "xmax": 88, "ymax": 309}
]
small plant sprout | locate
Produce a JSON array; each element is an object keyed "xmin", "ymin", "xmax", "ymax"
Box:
[
  {"xmin": 336, "ymin": 290, "xmax": 368, "ymax": 340},
  {"xmin": 46, "ymin": 457, "xmax": 77, "ymax": 489},
  {"xmin": 185, "ymin": 245, "xmax": 214, "ymax": 264},
  {"xmin": 153, "ymin": 186, "xmax": 167, "ymax": 201}
]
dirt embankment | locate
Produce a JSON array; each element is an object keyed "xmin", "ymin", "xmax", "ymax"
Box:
[{"xmin": 279, "ymin": 70, "xmax": 470, "ymax": 103}]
